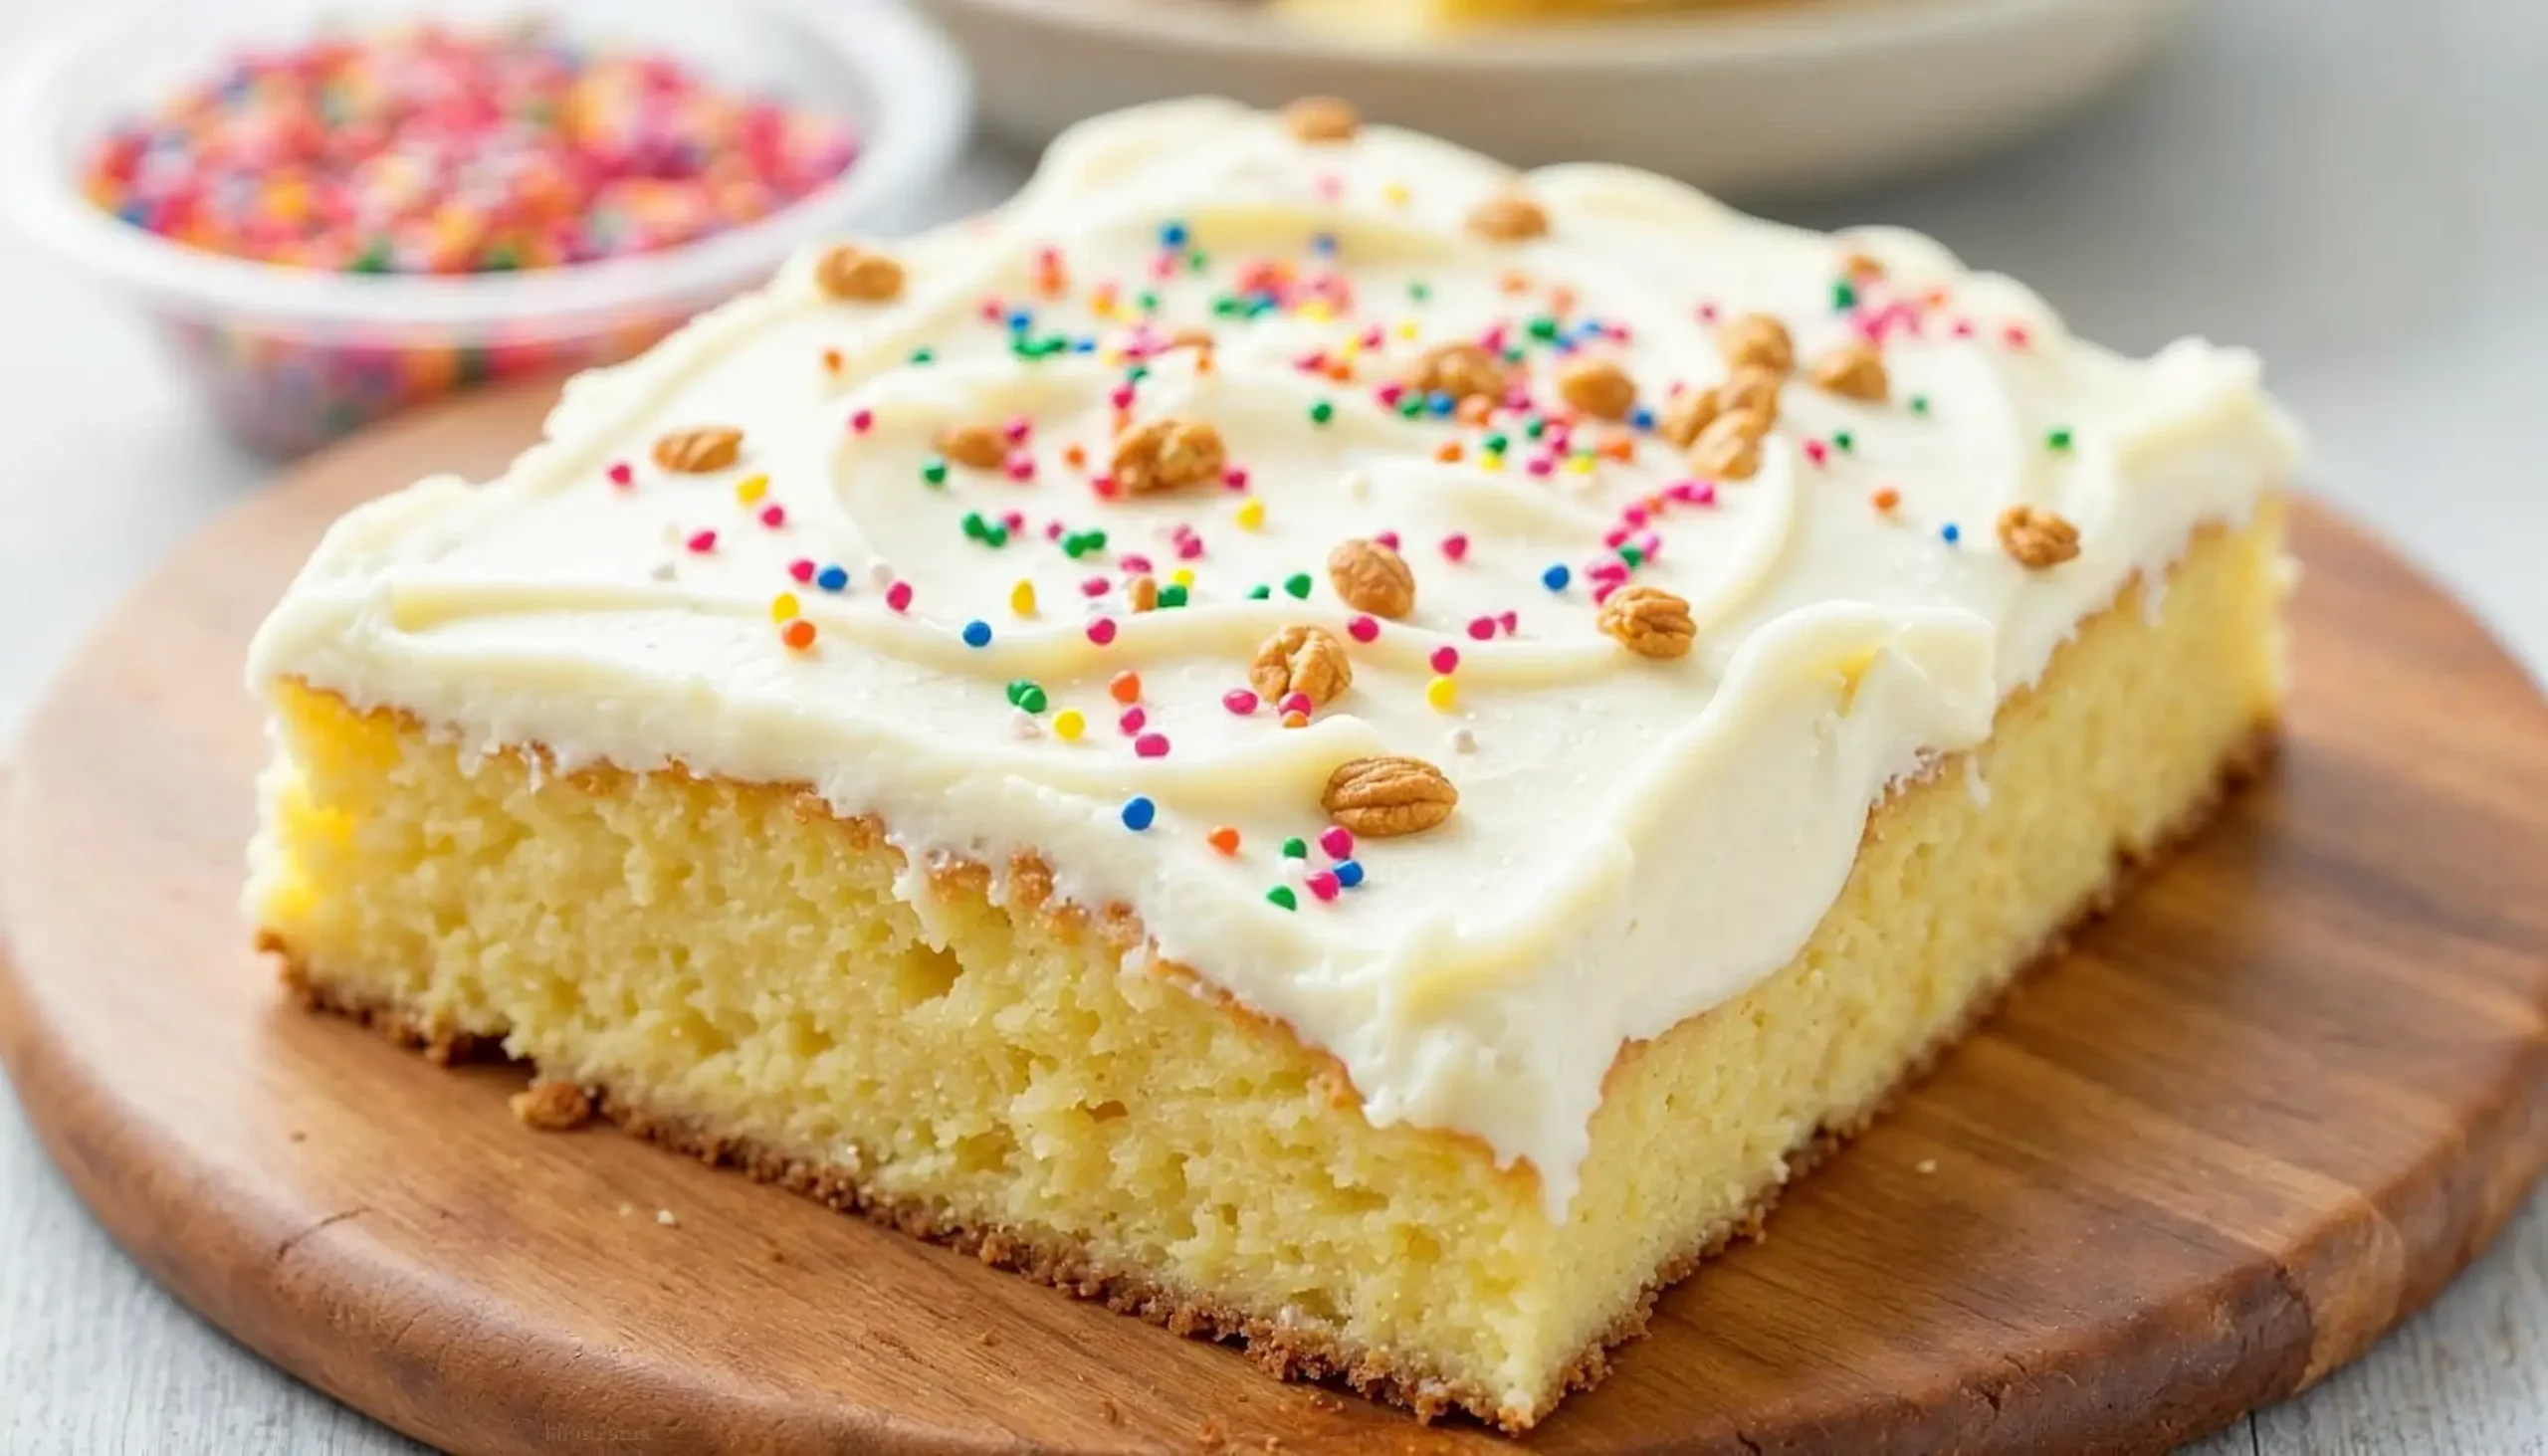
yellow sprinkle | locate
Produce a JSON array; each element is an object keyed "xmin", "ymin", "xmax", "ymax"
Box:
[
  {"xmin": 770, "ymin": 592, "xmax": 800, "ymax": 622},
  {"xmin": 1234, "ymin": 499, "xmax": 1266, "ymax": 531},
  {"xmin": 1091, "ymin": 298, "xmax": 1118, "ymax": 320},
  {"xmin": 1169, "ymin": 567, "xmax": 1195, "ymax": 589},
  {"xmin": 1564, "ymin": 455, "xmax": 1596, "ymax": 475},
  {"xmin": 1054, "ymin": 709, "xmax": 1086, "ymax": 741},
  {"xmin": 1338, "ymin": 336, "xmax": 1364, "ymax": 359},
  {"xmin": 736, "ymin": 474, "xmax": 769, "ymax": 505},
  {"xmin": 1382, "ymin": 182, "xmax": 1410, "ymax": 207},
  {"xmin": 1479, "ymin": 453, "xmax": 1505, "ymax": 473},
  {"xmin": 1100, "ymin": 348, "xmax": 1128, "ymax": 368},
  {"xmin": 1009, "ymin": 579, "xmax": 1037, "ymax": 617},
  {"xmin": 1425, "ymin": 675, "xmax": 1458, "ymax": 712},
  {"xmin": 1298, "ymin": 301, "xmax": 1335, "ymax": 323},
  {"xmin": 1393, "ymin": 319, "xmax": 1418, "ymax": 341}
]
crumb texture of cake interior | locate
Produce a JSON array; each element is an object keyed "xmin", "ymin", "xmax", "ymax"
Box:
[{"xmin": 245, "ymin": 99, "xmax": 2300, "ymax": 1429}]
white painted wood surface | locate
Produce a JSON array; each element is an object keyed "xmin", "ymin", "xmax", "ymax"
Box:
[{"xmin": 3, "ymin": 1, "xmax": 2543, "ymax": 1450}]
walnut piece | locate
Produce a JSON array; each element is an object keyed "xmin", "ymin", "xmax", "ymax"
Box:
[
  {"xmin": 1719, "ymin": 312, "xmax": 1795, "ymax": 374},
  {"xmin": 1403, "ymin": 341, "xmax": 1509, "ymax": 405},
  {"xmin": 1687, "ymin": 410, "xmax": 1769, "ymax": 481},
  {"xmin": 1655, "ymin": 387, "xmax": 1720, "ymax": 448},
  {"xmin": 1326, "ymin": 538, "xmax": 1415, "ymax": 619},
  {"xmin": 1997, "ymin": 506, "xmax": 2082, "ymax": 568},
  {"xmin": 1323, "ymin": 756, "xmax": 1457, "ymax": 838},
  {"xmin": 1111, "ymin": 416, "xmax": 1226, "ymax": 494},
  {"xmin": 1558, "ymin": 359, "xmax": 1636, "ymax": 421},
  {"xmin": 1597, "ymin": 584, "xmax": 1697, "ymax": 659},
  {"xmin": 1717, "ymin": 364, "xmax": 1784, "ymax": 427},
  {"xmin": 1281, "ymin": 96, "xmax": 1360, "ymax": 143},
  {"xmin": 509, "ymin": 1081, "xmax": 593, "ymax": 1132},
  {"xmin": 1809, "ymin": 341, "xmax": 1889, "ymax": 402},
  {"xmin": 1250, "ymin": 625, "xmax": 1354, "ymax": 707},
  {"xmin": 652, "ymin": 425, "xmax": 743, "ymax": 474},
  {"xmin": 814, "ymin": 244, "xmax": 904, "ymax": 303},
  {"xmin": 1466, "ymin": 193, "xmax": 1548, "ymax": 243},
  {"xmin": 937, "ymin": 422, "xmax": 1007, "ymax": 470}
]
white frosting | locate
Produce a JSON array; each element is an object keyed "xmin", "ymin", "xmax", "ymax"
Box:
[{"xmin": 248, "ymin": 100, "xmax": 2300, "ymax": 1219}]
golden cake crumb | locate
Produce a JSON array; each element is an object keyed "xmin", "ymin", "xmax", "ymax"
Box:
[
  {"xmin": 508, "ymin": 1080, "xmax": 593, "ymax": 1132},
  {"xmin": 814, "ymin": 244, "xmax": 905, "ymax": 302}
]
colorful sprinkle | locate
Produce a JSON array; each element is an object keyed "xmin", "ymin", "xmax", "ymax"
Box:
[
  {"xmin": 1235, "ymin": 499, "xmax": 1266, "ymax": 531},
  {"xmin": 1054, "ymin": 709, "xmax": 1086, "ymax": 741},
  {"xmin": 1319, "ymin": 826, "xmax": 1355, "ymax": 860},
  {"xmin": 1121, "ymin": 796, "xmax": 1157, "ymax": 831},
  {"xmin": 884, "ymin": 580, "xmax": 913, "ymax": 612},
  {"xmin": 780, "ymin": 619, "xmax": 816, "ymax": 651},
  {"xmin": 770, "ymin": 593, "xmax": 800, "ymax": 622},
  {"xmin": 1281, "ymin": 837, "xmax": 1310, "ymax": 860},
  {"xmin": 1333, "ymin": 859, "xmax": 1366, "ymax": 889},
  {"xmin": 1267, "ymin": 886, "xmax": 1299, "ymax": 911},
  {"xmin": 1222, "ymin": 689, "xmax": 1260, "ymax": 716},
  {"xmin": 1430, "ymin": 646, "xmax": 1460, "ymax": 674},
  {"xmin": 1425, "ymin": 675, "xmax": 1458, "ymax": 712},
  {"xmin": 1346, "ymin": 615, "xmax": 1380, "ymax": 644},
  {"xmin": 1942, "ymin": 522, "xmax": 1963, "ymax": 544},
  {"xmin": 1440, "ymin": 532, "xmax": 1469, "ymax": 562},
  {"xmin": 1542, "ymin": 563, "xmax": 1571, "ymax": 591},
  {"xmin": 960, "ymin": 620, "xmax": 992, "ymax": 648},
  {"xmin": 1010, "ymin": 580, "xmax": 1037, "ymax": 616},
  {"xmin": 1208, "ymin": 826, "xmax": 1241, "ymax": 856},
  {"xmin": 1110, "ymin": 671, "xmax": 1144, "ymax": 704},
  {"xmin": 1134, "ymin": 731, "xmax": 1170, "ymax": 758},
  {"xmin": 816, "ymin": 564, "xmax": 849, "ymax": 592},
  {"xmin": 1087, "ymin": 617, "xmax": 1119, "ymax": 645},
  {"xmin": 1304, "ymin": 870, "xmax": 1342, "ymax": 903},
  {"xmin": 686, "ymin": 529, "xmax": 717, "ymax": 553},
  {"xmin": 1282, "ymin": 572, "xmax": 1314, "ymax": 599}
]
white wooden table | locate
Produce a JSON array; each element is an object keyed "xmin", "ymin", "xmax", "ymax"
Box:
[{"xmin": 4, "ymin": 1, "xmax": 2544, "ymax": 1450}]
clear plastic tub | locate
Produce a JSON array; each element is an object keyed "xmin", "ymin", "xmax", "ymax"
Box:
[{"xmin": 0, "ymin": 0, "xmax": 970, "ymax": 456}]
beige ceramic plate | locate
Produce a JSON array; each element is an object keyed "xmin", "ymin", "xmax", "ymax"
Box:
[{"xmin": 916, "ymin": 0, "xmax": 2195, "ymax": 195}]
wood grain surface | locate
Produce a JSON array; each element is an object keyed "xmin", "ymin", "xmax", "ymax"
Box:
[{"xmin": 3, "ymin": 383, "xmax": 2547, "ymax": 1456}]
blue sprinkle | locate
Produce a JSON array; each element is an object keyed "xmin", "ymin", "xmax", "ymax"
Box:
[
  {"xmin": 1121, "ymin": 795, "xmax": 1157, "ymax": 831},
  {"xmin": 1629, "ymin": 405, "xmax": 1656, "ymax": 432},
  {"xmin": 1311, "ymin": 231, "xmax": 1339, "ymax": 256},
  {"xmin": 1542, "ymin": 563, "xmax": 1572, "ymax": 591},
  {"xmin": 1941, "ymin": 523, "xmax": 1963, "ymax": 544},
  {"xmin": 1334, "ymin": 859, "xmax": 1365, "ymax": 889},
  {"xmin": 1071, "ymin": 337, "xmax": 1097, "ymax": 354},
  {"xmin": 1005, "ymin": 309, "xmax": 1033, "ymax": 333},
  {"xmin": 1159, "ymin": 220, "xmax": 1189, "ymax": 248},
  {"xmin": 814, "ymin": 564, "xmax": 849, "ymax": 592},
  {"xmin": 961, "ymin": 620, "xmax": 993, "ymax": 647},
  {"xmin": 1426, "ymin": 390, "xmax": 1456, "ymax": 418}
]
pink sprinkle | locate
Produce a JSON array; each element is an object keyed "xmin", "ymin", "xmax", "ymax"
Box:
[
  {"xmin": 1305, "ymin": 870, "xmax": 1341, "ymax": 904},
  {"xmin": 1602, "ymin": 528, "xmax": 1629, "ymax": 549},
  {"xmin": 787, "ymin": 558, "xmax": 815, "ymax": 583},
  {"xmin": 1637, "ymin": 533, "xmax": 1662, "ymax": 558},
  {"xmin": 1375, "ymin": 529, "xmax": 1401, "ymax": 551},
  {"xmin": 1120, "ymin": 553, "xmax": 1156, "ymax": 575},
  {"xmin": 1150, "ymin": 254, "xmax": 1175, "ymax": 281},
  {"xmin": 1592, "ymin": 562, "xmax": 1628, "ymax": 585},
  {"xmin": 1479, "ymin": 325, "xmax": 1507, "ymax": 353},
  {"xmin": 1134, "ymin": 731, "xmax": 1170, "ymax": 758},
  {"xmin": 1346, "ymin": 615, "xmax": 1380, "ymax": 644},
  {"xmin": 1297, "ymin": 351, "xmax": 1329, "ymax": 373},
  {"xmin": 1222, "ymin": 467, "xmax": 1249, "ymax": 492},
  {"xmin": 1952, "ymin": 318, "xmax": 1978, "ymax": 339},
  {"xmin": 850, "ymin": 409, "xmax": 875, "ymax": 435},
  {"xmin": 1593, "ymin": 581, "xmax": 1619, "ymax": 604},
  {"xmin": 1376, "ymin": 383, "xmax": 1406, "ymax": 407},
  {"xmin": 1430, "ymin": 646, "xmax": 1461, "ymax": 674},
  {"xmin": 1120, "ymin": 707, "xmax": 1147, "ymax": 734},
  {"xmin": 606, "ymin": 461, "xmax": 633, "ymax": 487},
  {"xmin": 1004, "ymin": 415, "xmax": 1033, "ymax": 443},
  {"xmin": 1319, "ymin": 826, "xmax": 1355, "ymax": 860},
  {"xmin": 1222, "ymin": 689, "xmax": 1259, "ymax": 716},
  {"xmin": 1314, "ymin": 173, "xmax": 1343, "ymax": 203},
  {"xmin": 1003, "ymin": 511, "xmax": 1026, "ymax": 531},
  {"xmin": 1526, "ymin": 456, "xmax": 1556, "ymax": 478},
  {"xmin": 1621, "ymin": 505, "xmax": 1650, "ymax": 527},
  {"xmin": 1091, "ymin": 474, "xmax": 1120, "ymax": 500},
  {"xmin": 1359, "ymin": 326, "xmax": 1383, "ymax": 350},
  {"xmin": 979, "ymin": 298, "xmax": 1004, "ymax": 321},
  {"xmin": 1086, "ymin": 617, "xmax": 1119, "ymax": 645},
  {"xmin": 1081, "ymin": 576, "xmax": 1111, "ymax": 597},
  {"xmin": 1697, "ymin": 302, "xmax": 1721, "ymax": 323},
  {"xmin": 1690, "ymin": 483, "xmax": 1719, "ymax": 507},
  {"xmin": 1109, "ymin": 385, "xmax": 1136, "ymax": 409},
  {"xmin": 1804, "ymin": 439, "xmax": 1831, "ymax": 468},
  {"xmin": 1498, "ymin": 611, "xmax": 1518, "ymax": 634},
  {"xmin": 1441, "ymin": 532, "xmax": 1470, "ymax": 562},
  {"xmin": 1175, "ymin": 535, "xmax": 1204, "ymax": 560},
  {"xmin": 686, "ymin": 529, "xmax": 717, "ymax": 553},
  {"xmin": 1279, "ymin": 692, "xmax": 1313, "ymax": 717},
  {"xmin": 1502, "ymin": 384, "xmax": 1531, "ymax": 412},
  {"xmin": 759, "ymin": 505, "xmax": 786, "ymax": 527},
  {"xmin": 885, "ymin": 580, "xmax": 914, "ymax": 612},
  {"xmin": 1005, "ymin": 452, "xmax": 1036, "ymax": 482}
]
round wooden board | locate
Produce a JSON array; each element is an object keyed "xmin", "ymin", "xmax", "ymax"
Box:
[{"xmin": 6, "ymin": 382, "xmax": 2548, "ymax": 1456}]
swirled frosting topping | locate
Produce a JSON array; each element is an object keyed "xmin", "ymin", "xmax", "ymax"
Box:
[{"xmin": 251, "ymin": 99, "xmax": 2299, "ymax": 1218}]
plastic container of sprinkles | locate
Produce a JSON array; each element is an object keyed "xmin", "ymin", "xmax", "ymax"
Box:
[{"xmin": 0, "ymin": 0, "xmax": 969, "ymax": 456}]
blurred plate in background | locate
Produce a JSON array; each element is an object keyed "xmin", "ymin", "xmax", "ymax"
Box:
[{"xmin": 919, "ymin": 0, "xmax": 2196, "ymax": 195}]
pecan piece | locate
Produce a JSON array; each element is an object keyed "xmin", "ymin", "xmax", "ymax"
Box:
[
  {"xmin": 1809, "ymin": 341, "xmax": 1889, "ymax": 402},
  {"xmin": 937, "ymin": 422, "xmax": 1007, "ymax": 470},
  {"xmin": 1403, "ymin": 342, "xmax": 1509, "ymax": 405},
  {"xmin": 652, "ymin": 425, "xmax": 743, "ymax": 474},
  {"xmin": 1466, "ymin": 193, "xmax": 1548, "ymax": 243},
  {"xmin": 814, "ymin": 244, "xmax": 905, "ymax": 303},
  {"xmin": 1687, "ymin": 410, "xmax": 1769, "ymax": 481},
  {"xmin": 1997, "ymin": 506, "xmax": 2082, "ymax": 568},
  {"xmin": 1323, "ymin": 755, "xmax": 1457, "ymax": 838},
  {"xmin": 1719, "ymin": 312, "xmax": 1795, "ymax": 374}
]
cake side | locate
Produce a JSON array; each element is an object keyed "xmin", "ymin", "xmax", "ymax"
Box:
[{"xmin": 253, "ymin": 501, "xmax": 2287, "ymax": 1429}]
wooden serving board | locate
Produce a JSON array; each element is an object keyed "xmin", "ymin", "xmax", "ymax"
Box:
[{"xmin": 5, "ymin": 382, "xmax": 2548, "ymax": 1456}]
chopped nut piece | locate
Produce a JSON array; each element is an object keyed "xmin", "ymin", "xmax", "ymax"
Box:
[
  {"xmin": 509, "ymin": 1081, "xmax": 592, "ymax": 1132},
  {"xmin": 1841, "ymin": 250, "xmax": 1887, "ymax": 280},
  {"xmin": 1558, "ymin": 359, "xmax": 1636, "ymax": 421},
  {"xmin": 1598, "ymin": 584, "xmax": 1697, "ymax": 658},
  {"xmin": 1997, "ymin": 505, "xmax": 2082, "ymax": 567},
  {"xmin": 936, "ymin": 423, "xmax": 1007, "ymax": 470},
  {"xmin": 1403, "ymin": 342, "xmax": 1509, "ymax": 405},
  {"xmin": 1466, "ymin": 193, "xmax": 1548, "ymax": 243},
  {"xmin": 652, "ymin": 426, "xmax": 743, "ymax": 474},
  {"xmin": 1280, "ymin": 96, "xmax": 1360, "ymax": 143},
  {"xmin": 1809, "ymin": 341, "xmax": 1889, "ymax": 402},
  {"xmin": 1719, "ymin": 312, "xmax": 1795, "ymax": 374},
  {"xmin": 1111, "ymin": 416, "xmax": 1226, "ymax": 494},
  {"xmin": 1718, "ymin": 364, "xmax": 1784, "ymax": 427},
  {"xmin": 1250, "ymin": 625, "xmax": 1354, "ymax": 707},
  {"xmin": 813, "ymin": 244, "xmax": 904, "ymax": 303},
  {"xmin": 1656, "ymin": 387, "xmax": 1721, "ymax": 448},
  {"xmin": 1323, "ymin": 756, "xmax": 1457, "ymax": 838},
  {"xmin": 1688, "ymin": 410, "xmax": 1769, "ymax": 481},
  {"xmin": 1327, "ymin": 538, "xmax": 1415, "ymax": 618}
]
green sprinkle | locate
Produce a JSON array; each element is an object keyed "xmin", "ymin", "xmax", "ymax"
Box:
[
  {"xmin": 1017, "ymin": 686, "xmax": 1048, "ymax": 714},
  {"xmin": 1211, "ymin": 296, "xmax": 1242, "ymax": 317},
  {"xmin": 2047, "ymin": 427, "xmax": 2075, "ymax": 452},
  {"xmin": 1128, "ymin": 364, "xmax": 1150, "ymax": 384},
  {"xmin": 1832, "ymin": 279, "xmax": 1858, "ymax": 311},
  {"xmin": 1266, "ymin": 886, "xmax": 1299, "ymax": 911},
  {"xmin": 1282, "ymin": 572, "xmax": 1314, "ymax": 600},
  {"xmin": 921, "ymin": 458, "xmax": 950, "ymax": 487},
  {"xmin": 1005, "ymin": 679, "xmax": 1033, "ymax": 707},
  {"xmin": 1309, "ymin": 399, "xmax": 1336, "ymax": 426},
  {"xmin": 1483, "ymin": 431, "xmax": 1509, "ymax": 454},
  {"xmin": 1407, "ymin": 281, "xmax": 1431, "ymax": 303},
  {"xmin": 1833, "ymin": 430, "xmax": 1855, "ymax": 453},
  {"xmin": 1501, "ymin": 345, "xmax": 1526, "ymax": 365},
  {"xmin": 1281, "ymin": 837, "xmax": 1309, "ymax": 860},
  {"xmin": 1061, "ymin": 532, "xmax": 1092, "ymax": 559},
  {"xmin": 1524, "ymin": 417, "xmax": 1547, "ymax": 440},
  {"xmin": 1619, "ymin": 543, "xmax": 1645, "ymax": 569},
  {"xmin": 983, "ymin": 521, "xmax": 1010, "ymax": 546},
  {"xmin": 1158, "ymin": 583, "xmax": 1189, "ymax": 608},
  {"xmin": 1080, "ymin": 528, "xmax": 1108, "ymax": 551},
  {"xmin": 908, "ymin": 346, "xmax": 936, "ymax": 366},
  {"xmin": 1246, "ymin": 584, "xmax": 1272, "ymax": 601},
  {"xmin": 962, "ymin": 511, "xmax": 988, "ymax": 539},
  {"xmin": 1909, "ymin": 394, "xmax": 1931, "ymax": 416},
  {"xmin": 347, "ymin": 240, "xmax": 390, "ymax": 274},
  {"xmin": 1396, "ymin": 396, "xmax": 1424, "ymax": 419},
  {"xmin": 1136, "ymin": 290, "xmax": 1162, "ymax": 314},
  {"xmin": 1187, "ymin": 250, "xmax": 1209, "ymax": 274},
  {"xmin": 1527, "ymin": 314, "xmax": 1560, "ymax": 342}
]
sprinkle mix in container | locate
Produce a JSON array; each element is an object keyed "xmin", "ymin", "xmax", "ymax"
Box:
[{"xmin": 0, "ymin": 0, "xmax": 967, "ymax": 456}]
